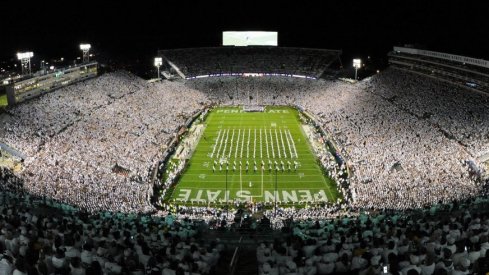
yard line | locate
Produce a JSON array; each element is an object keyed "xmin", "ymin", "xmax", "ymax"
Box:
[
  {"xmin": 215, "ymin": 128, "xmax": 226, "ymax": 159},
  {"xmin": 240, "ymin": 129, "xmax": 245, "ymax": 158},
  {"xmin": 235, "ymin": 129, "xmax": 241, "ymax": 158},
  {"xmin": 228, "ymin": 129, "xmax": 235, "ymax": 158},
  {"xmin": 221, "ymin": 128, "xmax": 230, "ymax": 159},
  {"xmin": 269, "ymin": 129, "xmax": 275, "ymax": 158},
  {"xmin": 265, "ymin": 128, "xmax": 269, "ymax": 158},
  {"xmin": 287, "ymin": 129, "xmax": 298, "ymax": 158},
  {"xmin": 253, "ymin": 128, "xmax": 257, "ymax": 159},
  {"xmin": 275, "ymin": 129, "xmax": 281, "ymax": 158},
  {"xmin": 260, "ymin": 128, "xmax": 263, "ymax": 159},
  {"xmin": 284, "ymin": 128, "xmax": 294, "ymax": 158},
  {"xmin": 210, "ymin": 129, "xmax": 222, "ymax": 158},
  {"xmin": 279, "ymin": 128, "xmax": 287, "ymax": 158},
  {"xmin": 246, "ymin": 128, "xmax": 251, "ymax": 159}
]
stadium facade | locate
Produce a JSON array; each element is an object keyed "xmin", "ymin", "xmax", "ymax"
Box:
[
  {"xmin": 388, "ymin": 46, "xmax": 489, "ymax": 94},
  {"xmin": 5, "ymin": 62, "xmax": 98, "ymax": 105}
]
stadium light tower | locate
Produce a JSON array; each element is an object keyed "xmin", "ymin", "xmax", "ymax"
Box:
[
  {"xmin": 353, "ymin": 59, "xmax": 362, "ymax": 80},
  {"xmin": 154, "ymin": 57, "xmax": 163, "ymax": 80},
  {"xmin": 80, "ymin": 44, "xmax": 91, "ymax": 63},
  {"xmin": 17, "ymin": 52, "xmax": 34, "ymax": 75}
]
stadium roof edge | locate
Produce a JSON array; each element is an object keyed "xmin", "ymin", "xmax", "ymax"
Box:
[
  {"xmin": 392, "ymin": 46, "xmax": 489, "ymax": 69},
  {"xmin": 158, "ymin": 46, "xmax": 342, "ymax": 54}
]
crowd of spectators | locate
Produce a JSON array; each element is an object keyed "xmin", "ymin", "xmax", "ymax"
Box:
[
  {"xmin": 0, "ymin": 191, "xmax": 224, "ymax": 275},
  {"xmin": 187, "ymin": 71, "xmax": 487, "ymax": 214},
  {"xmin": 160, "ymin": 47, "xmax": 339, "ymax": 78},
  {"xmin": 0, "ymin": 68, "xmax": 488, "ymax": 220},
  {"xmin": 1, "ymin": 63, "xmax": 489, "ymax": 274},
  {"xmin": 257, "ymin": 197, "xmax": 489, "ymax": 275},
  {"xmin": 0, "ymin": 71, "xmax": 209, "ymax": 213}
]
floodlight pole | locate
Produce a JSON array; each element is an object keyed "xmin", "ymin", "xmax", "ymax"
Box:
[
  {"xmin": 353, "ymin": 59, "xmax": 361, "ymax": 81},
  {"xmin": 80, "ymin": 44, "xmax": 91, "ymax": 63},
  {"xmin": 82, "ymin": 49, "xmax": 90, "ymax": 63},
  {"xmin": 154, "ymin": 57, "xmax": 163, "ymax": 80},
  {"xmin": 17, "ymin": 52, "xmax": 34, "ymax": 75},
  {"xmin": 20, "ymin": 58, "xmax": 30, "ymax": 75}
]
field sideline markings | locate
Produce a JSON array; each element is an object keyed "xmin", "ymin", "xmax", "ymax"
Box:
[{"xmin": 172, "ymin": 107, "xmax": 339, "ymax": 204}]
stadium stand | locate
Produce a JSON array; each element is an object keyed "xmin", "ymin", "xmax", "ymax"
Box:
[
  {"xmin": 159, "ymin": 47, "xmax": 342, "ymax": 79},
  {"xmin": 1, "ymin": 49, "xmax": 489, "ymax": 274},
  {"xmin": 388, "ymin": 46, "xmax": 489, "ymax": 94}
]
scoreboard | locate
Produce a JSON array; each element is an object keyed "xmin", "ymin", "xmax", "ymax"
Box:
[{"xmin": 223, "ymin": 31, "xmax": 278, "ymax": 46}]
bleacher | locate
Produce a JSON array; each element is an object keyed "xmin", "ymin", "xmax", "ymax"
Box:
[
  {"xmin": 159, "ymin": 47, "xmax": 341, "ymax": 79},
  {"xmin": 388, "ymin": 46, "xmax": 489, "ymax": 94}
]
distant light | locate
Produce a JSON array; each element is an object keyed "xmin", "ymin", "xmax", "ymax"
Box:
[
  {"xmin": 89, "ymin": 54, "xmax": 94, "ymax": 57},
  {"xmin": 353, "ymin": 59, "xmax": 361, "ymax": 68},
  {"xmin": 60, "ymin": 57, "xmax": 64, "ymax": 61},
  {"xmin": 17, "ymin": 52, "xmax": 34, "ymax": 60},
  {"xmin": 154, "ymin": 57, "xmax": 163, "ymax": 67},
  {"xmin": 49, "ymin": 66, "xmax": 55, "ymax": 70},
  {"xmin": 376, "ymin": 70, "xmax": 380, "ymax": 73},
  {"xmin": 80, "ymin": 44, "xmax": 91, "ymax": 50},
  {"xmin": 77, "ymin": 57, "xmax": 81, "ymax": 60}
]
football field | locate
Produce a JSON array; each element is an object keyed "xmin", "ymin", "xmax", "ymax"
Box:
[{"xmin": 167, "ymin": 106, "xmax": 340, "ymax": 205}]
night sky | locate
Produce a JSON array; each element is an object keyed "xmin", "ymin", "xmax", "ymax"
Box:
[{"xmin": 2, "ymin": 0, "xmax": 488, "ymax": 62}]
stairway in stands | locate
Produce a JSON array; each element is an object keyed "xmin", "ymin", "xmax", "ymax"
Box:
[{"xmin": 233, "ymin": 246, "xmax": 259, "ymax": 275}]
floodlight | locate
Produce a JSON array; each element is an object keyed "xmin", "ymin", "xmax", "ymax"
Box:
[
  {"xmin": 16, "ymin": 51, "xmax": 34, "ymax": 75},
  {"xmin": 353, "ymin": 59, "xmax": 362, "ymax": 80},
  {"xmin": 154, "ymin": 57, "xmax": 163, "ymax": 79},
  {"xmin": 80, "ymin": 43, "xmax": 92, "ymax": 63},
  {"xmin": 79, "ymin": 44, "xmax": 91, "ymax": 50},
  {"xmin": 154, "ymin": 57, "xmax": 163, "ymax": 67},
  {"xmin": 17, "ymin": 52, "xmax": 34, "ymax": 60},
  {"xmin": 353, "ymin": 59, "xmax": 361, "ymax": 69}
]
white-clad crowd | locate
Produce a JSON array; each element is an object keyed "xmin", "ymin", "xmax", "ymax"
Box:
[
  {"xmin": 187, "ymin": 70, "xmax": 487, "ymax": 214},
  {"xmin": 0, "ymin": 68, "xmax": 488, "ymax": 219},
  {"xmin": 161, "ymin": 47, "xmax": 337, "ymax": 78},
  {"xmin": 0, "ymin": 71, "xmax": 210, "ymax": 213},
  {"xmin": 0, "ymin": 192, "xmax": 224, "ymax": 275},
  {"xmin": 257, "ymin": 197, "xmax": 489, "ymax": 275}
]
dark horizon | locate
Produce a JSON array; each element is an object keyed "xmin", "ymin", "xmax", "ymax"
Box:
[{"xmin": 2, "ymin": 1, "xmax": 488, "ymax": 62}]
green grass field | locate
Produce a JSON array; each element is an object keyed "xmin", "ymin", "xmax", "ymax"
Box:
[
  {"xmin": 0, "ymin": 94, "xmax": 7, "ymax": 107},
  {"xmin": 167, "ymin": 106, "xmax": 340, "ymax": 205}
]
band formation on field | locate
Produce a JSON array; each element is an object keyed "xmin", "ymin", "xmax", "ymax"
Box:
[{"xmin": 165, "ymin": 106, "xmax": 339, "ymax": 205}]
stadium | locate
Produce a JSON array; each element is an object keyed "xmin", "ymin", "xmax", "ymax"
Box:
[{"xmin": 1, "ymin": 2, "xmax": 489, "ymax": 275}]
